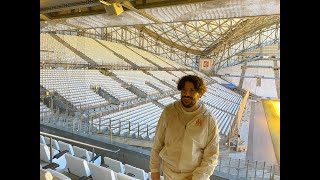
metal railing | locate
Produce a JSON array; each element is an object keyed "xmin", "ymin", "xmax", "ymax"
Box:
[
  {"xmin": 41, "ymin": 131, "xmax": 120, "ymax": 153},
  {"xmin": 216, "ymin": 156, "xmax": 280, "ymax": 179},
  {"xmin": 91, "ymin": 118, "xmax": 157, "ymax": 140},
  {"xmin": 40, "ymin": 131, "xmax": 120, "ymax": 163},
  {"xmin": 40, "ymin": 112, "xmax": 158, "ymax": 141}
]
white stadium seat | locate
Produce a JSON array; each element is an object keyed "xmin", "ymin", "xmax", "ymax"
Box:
[
  {"xmin": 88, "ymin": 162, "xmax": 117, "ymax": 180},
  {"xmin": 65, "ymin": 153, "xmax": 91, "ymax": 178}
]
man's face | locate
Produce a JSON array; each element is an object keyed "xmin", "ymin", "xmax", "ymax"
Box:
[{"xmin": 181, "ymin": 81, "xmax": 201, "ymax": 108}]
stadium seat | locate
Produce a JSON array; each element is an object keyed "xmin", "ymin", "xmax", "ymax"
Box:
[
  {"xmin": 124, "ymin": 164, "xmax": 148, "ymax": 180},
  {"xmin": 44, "ymin": 136, "xmax": 60, "ymax": 151},
  {"xmin": 88, "ymin": 162, "xmax": 117, "ymax": 180},
  {"xmin": 73, "ymin": 146, "xmax": 101, "ymax": 165},
  {"xmin": 40, "ymin": 143, "xmax": 67, "ymax": 171},
  {"xmin": 103, "ymin": 156, "xmax": 125, "ymax": 173},
  {"xmin": 40, "ymin": 135, "xmax": 46, "ymax": 144},
  {"xmin": 65, "ymin": 153, "xmax": 91, "ymax": 178},
  {"xmin": 57, "ymin": 141, "xmax": 74, "ymax": 156}
]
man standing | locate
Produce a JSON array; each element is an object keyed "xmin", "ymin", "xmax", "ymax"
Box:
[{"xmin": 150, "ymin": 75, "xmax": 220, "ymax": 180}]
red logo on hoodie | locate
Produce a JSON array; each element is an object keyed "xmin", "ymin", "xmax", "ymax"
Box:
[{"xmin": 196, "ymin": 119, "xmax": 203, "ymax": 126}]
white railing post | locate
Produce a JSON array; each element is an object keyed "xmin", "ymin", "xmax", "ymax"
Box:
[
  {"xmin": 272, "ymin": 165, "xmax": 275, "ymax": 180},
  {"xmin": 228, "ymin": 157, "xmax": 231, "ymax": 174},
  {"xmin": 254, "ymin": 161, "xmax": 258, "ymax": 178},
  {"xmin": 119, "ymin": 120, "xmax": 121, "ymax": 135},
  {"xmin": 128, "ymin": 121, "xmax": 131, "ymax": 137},
  {"xmin": 146, "ymin": 124, "xmax": 149, "ymax": 139},
  {"xmin": 90, "ymin": 116, "xmax": 93, "ymax": 134},
  {"xmin": 219, "ymin": 156, "xmax": 222, "ymax": 171},
  {"xmin": 245, "ymin": 159, "xmax": 249, "ymax": 178},
  {"xmin": 72, "ymin": 116, "xmax": 75, "ymax": 133},
  {"xmin": 49, "ymin": 136, "xmax": 53, "ymax": 163},
  {"xmin": 109, "ymin": 119, "xmax": 112, "ymax": 143},
  {"xmin": 98, "ymin": 117, "xmax": 101, "ymax": 134},
  {"xmin": 237, "ymin": 159, "xmax": 240, "ymax": 177},
  {"xmin": 91, "ymin": 147, "xmax": 95, "ymax": 162},
  {"xmin": 262, "ymin": 161, "xmax": 266, "ymax": 179}
]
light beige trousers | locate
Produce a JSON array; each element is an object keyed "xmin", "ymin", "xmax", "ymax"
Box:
[{"xmin": 162, "ymin": 161, "xmax": 193, "ymax": 180}]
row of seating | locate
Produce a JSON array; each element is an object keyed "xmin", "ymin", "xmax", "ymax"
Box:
[
  {"xmin": 40, "ymin": 135, "xmax": 164, "ymax": 180},
  {"xmin": 127, "ymin": 46, "xmax": 174, "ymax": 69},
  {"xmin": 100, "ymin": 39, "xmax": 156, "ymax": 68},
  {"xmin": 111, "ymin": 70, "xmax": 172, "ymax": 94},
  {"xmin": 210, "ymin": 83, "xmax": 242, "ymax": 103},
  {"xmin": 40, "ymin": 33, "xmax": 89, "ymax": 65},
  {"xmin": 92, "ymin": 103, "xmax": 162, "ymax": 140},
  {"xmin": 201, "ymin": 93, "xmax": 239, "ymax": 115},
  {"xmin": 154, "ymin": 54, "xmax": 186, "ymax": 69},
  {"xmin": 183, "ymin": 70, "xmax": 214, "ymax": 84},
  {"xmin": 169, "ymin": 70, "xmax": 187, "ymax": 78},
  {"xmin": 41, "ymin": 33, "xmax": 188, "ymax": 70},
  {"xmin": 147, "ymin": 71, "xmax": 179, "ymax": 88},
  {"xmin": 157, "ymin": 97, "xmax": 176, "ymax": 106},
  {"xmin": 42, "ymin": 69, "xmax": 137, "ymax": 102},
  {"xmin": 41, "ymin": 70, "xmax": 110, "ymax": 109},
  {"xmin": 58, "ymin": 34, "xmax": 130, "ymax": 66},
  {"xmin": 205, "ymin": 105, "xmax": 235, "ymax": 136}
]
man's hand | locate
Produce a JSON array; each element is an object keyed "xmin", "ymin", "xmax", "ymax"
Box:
[{"xmin": 151, "ymin": 172, "xmax": 161, "ymax": 180}]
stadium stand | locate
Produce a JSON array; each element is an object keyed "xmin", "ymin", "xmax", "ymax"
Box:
[
  {"xmin": 40, "ymin": 1, "xmax": 280, "ymax": 178},
  {"xmin": 40, "ymin": 33, "xmax": 89, "ymax": 65}
]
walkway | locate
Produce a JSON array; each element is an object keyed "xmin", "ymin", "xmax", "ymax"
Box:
[{"xmin": 246, "ymin": 100, "xmax": 278, "ymax": 166}]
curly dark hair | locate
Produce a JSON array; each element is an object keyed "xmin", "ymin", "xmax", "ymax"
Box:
[{"xmin": 177, "ymin": 75, "xmax": 207, "ymax": 96}]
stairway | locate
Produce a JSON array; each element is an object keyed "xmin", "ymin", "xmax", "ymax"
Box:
[
  {"xmin": 152, "ymin": 100, "xmax": 165, "ymax": 109},
  {"xmin": 142, "ymin": 70, "xmax": 177, "ymax": 89}
]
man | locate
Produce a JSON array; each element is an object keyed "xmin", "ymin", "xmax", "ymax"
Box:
[{"xmin": 150, "ymin": 75, "xmax": 220, "ymax": 180}]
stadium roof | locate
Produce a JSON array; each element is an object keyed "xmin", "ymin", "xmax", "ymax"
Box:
[{"xmin": 40, "ymin": 0, "xmax": 279, "ymax": 25}]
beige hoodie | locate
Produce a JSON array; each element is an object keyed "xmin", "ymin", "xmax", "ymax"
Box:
[{"xmin": 150, "ymin": 100, "xmax": 220, "ymax": 180}]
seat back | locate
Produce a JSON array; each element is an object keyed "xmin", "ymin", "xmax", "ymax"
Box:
[
  {"xmin": 44, "ymin": 136, "xmax": 50, "ymax": 145},
  {"xmin": 40, "ymin": 143, "xmax": 58, "ymax": 163},
  {"xmin": 40, "ymin": 143, "xmax": 66, "ymax": 171},
  {"xmin": 40, "ymin": 135, "xmax": 46, "ymax": 144},
  {"xmin": 40, "ymin": 143, "xmax": 50, "ymax": 162},
  {"xmin": 124, "ymin": 164, "xmax": 148, "ymax": 180},
  {"xmin": 88, "ymin": 162, "xmax": 117, "ymax": 180},
  {"xmin": 52, "ymin": 140, "xmax": 60, "ymax": 151},
  {"xmin": 73, "ymin": 146, "xmax": 90, "ymax": 161},
  {"xmin": 117, "ymin": 173, "xmax": 139, "ymax": 180},
  {"xmin": 87, "ymin": 151, "xmax": 101, "ymax": 165},
  {"xmin": 65, "ymin": 154, "xmax": 91, "ymax": 178},
  {"xmin": 44, "ymin": 137, "xmax": 60, "ymax": 151},
  {"xmin": 58, "ymin": 141, "xmax": 74, "ymax": 156},
  {"xmin": 103, "ymin": 157, "xmax": 125, "ymax": 173}
]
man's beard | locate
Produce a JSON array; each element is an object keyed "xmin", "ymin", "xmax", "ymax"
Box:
[{"xmin": 181, "ymin": 96, "xmax": 196, "ymax": 108}]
